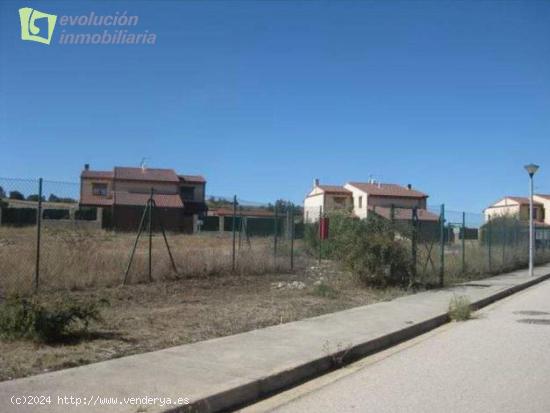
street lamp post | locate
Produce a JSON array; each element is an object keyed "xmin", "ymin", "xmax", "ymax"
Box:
[{"xmin": 524, "ymin": 163, "xmax": 539, "ymax": 277}]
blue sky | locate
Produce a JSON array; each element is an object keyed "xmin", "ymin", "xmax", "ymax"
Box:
[{"xmin": 1, "ymin": 0, "xmax": 549, "ymax": 212}]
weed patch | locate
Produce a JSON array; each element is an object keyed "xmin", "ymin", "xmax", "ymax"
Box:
[
  {"xmin": 311, "ymin": 282, "xmax": 339, "ymax": 299},
  {"xmin": 448, "ymin": 295, "xmax": 471, "ymax": 321},
  {"xmin": 0, "ymin": 295, "xmax": 105, "ymax": 343}
]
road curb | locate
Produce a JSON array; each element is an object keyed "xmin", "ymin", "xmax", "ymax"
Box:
[{"xmin": 177, "ymin": 271, "xmax": 550, "ymax": 413}]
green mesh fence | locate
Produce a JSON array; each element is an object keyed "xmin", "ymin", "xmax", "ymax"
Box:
[{"xmin": 2, "ymin": 175, "xmax": 548, "ymax": 294}]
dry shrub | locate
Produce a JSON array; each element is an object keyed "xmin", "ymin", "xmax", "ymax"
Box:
[
  {"xmin": 0, "ymin": 294, "xmax": 104, "ymax": 343},
  {"xmin": 448, "ymin": 295, "xmax": 471, "ymax": 321}
]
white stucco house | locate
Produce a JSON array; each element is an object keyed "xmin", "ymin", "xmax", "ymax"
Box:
[
  {"xmin": 303, "ymin": 179, "xmax": 353, "ymax": 223},
  {"xmin": 303, "ymin": 179, "xmax": 438, "ymax": 223},
  {"xmin": 484, "ymin": 196, "xmax": 545, "ymax": 224}
]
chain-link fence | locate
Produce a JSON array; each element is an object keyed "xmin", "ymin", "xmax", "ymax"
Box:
[
  {"xmin": 304, "ymin": 204, "xmax": 550, "ymax": 288},
  {"xmin": 0, "ymin": 178, "xmax": 308, "ymax": 294},
  {"xmin": 2, "ymin": 176, "xmax": 549, "ymax": 294}
]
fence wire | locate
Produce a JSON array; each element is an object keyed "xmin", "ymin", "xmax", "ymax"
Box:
[
  {"xmin": 0, "ymin": 179, "xmax": 306, "ymax": 293},
  {"xmin": 1, "ymin": 176, "xmax": 549, "ymax": 294}
]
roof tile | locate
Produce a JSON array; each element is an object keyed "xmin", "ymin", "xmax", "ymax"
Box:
[
  {"xmin": 178, "ymin": 175, "xmax": 206, "ymax": 183},
  {"xmin": 81, "ymin": 170, "xmax": 114, "ymax": 179},
  {"xmin": 348, "ymin": 182, "xmax": 428, "ymax": 198},
  {"xmin": 317, "ymin": 185, "xmax": 352, "ymax": 195},
  {"xmin": 114, "ymin": 167, "xmax": 179, "ymax": 183}
]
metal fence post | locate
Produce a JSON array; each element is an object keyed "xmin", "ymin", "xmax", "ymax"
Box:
[
  {"xmin": 487, "ymin": 217, "xmax": 493, "ymax": 272},
  {"xmin": 462, "ymin": 211, "xmax": 466, "ymax": 274},
  {"xmin": 318, "ymin": 205, "xmax": 322, "ymax": 265},
  {"xmin": 411, "ymin": 206, "xmax": 418, "ymax": 286},
  {"xmin": 390, "ymin": 203, "xmax": 396, "ymax": 278},
  {"xmin": 232, "ymin": 195, "xmax": 237, "ymax": 272},
  {"xmin": 34, "ymin": 177, "xmax": 43, "ymax": 293},
  {"xmin": 439, "ymin": 203, "xmax": 445, "ymax": 287},
  {"xmin": 274, "ymin": 203, "xmax": 278, "ymax": 267},
  {"xmin": 500, "ymin": 225, "xmax": 508, "ymax": 270},
  {"xmin": 148, "ymin": 187, "xmax": 153, "ymax": 283},
  {"xmin": 290, "ymin": 203, "xmax": 295, "ymax": 271}
]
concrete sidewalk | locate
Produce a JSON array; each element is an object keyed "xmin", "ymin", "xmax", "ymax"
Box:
[{"xmin": 2, "ymin": 265, "xmax": 550, "ymax": 413}]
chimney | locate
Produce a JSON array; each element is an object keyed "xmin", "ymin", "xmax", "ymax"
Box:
[
  {"xmin": 407, "ymin": 184, "xmax": 412, "ymax": 190},
  {"xmin": 84, "ymin": 163, "xmax": 89, "ymax": 171},
  {"xmin": 314, "ymin": 178, "xmax": 320, "ymax": 187}
]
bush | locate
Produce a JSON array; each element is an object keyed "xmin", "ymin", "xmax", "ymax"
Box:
[
  {"xmin": 43, "ymin": 209, "xmax": 70, "ymax": 220},
  {"xmin": 8, "ymin": 191, "xmax": 24, "ymax": 200},
  {"xmin": 311, "ymin": 282, "xmax": 339, "ymax": 299},
  {"xmin": 75, "ymin": 207, "xmax": 97, "ymax": 221},
  {"xmin": 1, "ymin": 208, "xmax": 36, "ymax": 226},
  {"xmin": 27, "ymin": 194, "xmax": 46, "ymax": 202},
  {"xmin": 305, "ymin": 211, "xmax": 412, "ymax": 286},
  {"xmin": 0, "ymin": 295, "xmax": 104, "ymax": 342},
  {"xmin": 448, "ymin": 295, "xmax": 471, "ymax": 321}
]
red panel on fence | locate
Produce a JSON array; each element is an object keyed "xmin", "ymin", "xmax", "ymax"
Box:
[{"xmin": 319, "ymin": 217, "xmax": 329, "ymax": 240}]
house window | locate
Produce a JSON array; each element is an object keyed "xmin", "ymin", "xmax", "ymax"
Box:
[
  {"xmin": 180, "ymin": 186, "xmax": 195, "ymax": 201},
  {"xmin": 358, "ymin": 196, "xmax": 363, "ymax": 208},
  {"xmin": 333, "ymin": 197, "xmax": 346, "ymax": 207},
  {"xmin": 92, "ymin": 183, "xmax": 108, "ymax": 196}
]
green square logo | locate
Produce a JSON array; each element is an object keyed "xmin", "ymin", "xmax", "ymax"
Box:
[{"xmin": 19, "ymin": 7, "xmax": 57, "ymax": 45}]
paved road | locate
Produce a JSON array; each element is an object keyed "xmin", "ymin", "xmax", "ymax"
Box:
[{"xmin": 245, "ymin": 280, "xmax": 550, "ymax": 413}]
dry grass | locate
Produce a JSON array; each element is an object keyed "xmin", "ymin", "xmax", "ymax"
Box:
[
  {"xmin": 2, "ymin": 226, "xmax": 547, "ymax": 381},
  {"xmin": 414, "ymin": 239, "xmax": 550, "ymax": 286},
  {"xmin": 0, "ymin": 262, "xmax": 406, "ymax": 381},
  {"xmin": 3, "ymin": 226, "xmax": 548, "ymax": 294},
  {"xmin": 0, "ymin": 227, "xmax": 407, "ymax": 380},
  {"xmin": 0, "ymin": 227, "xmax": 295, "ymax": 294}
]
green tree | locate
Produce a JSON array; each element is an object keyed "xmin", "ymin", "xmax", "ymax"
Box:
[
  {"xmin": 27, "ymin": 194, "xmax": 46, "ymax": 202},
  {"xmin": 9, "ymin": 191, "xmax": 24, "ymax": 200}
]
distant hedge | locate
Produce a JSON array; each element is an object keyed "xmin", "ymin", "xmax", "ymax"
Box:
[
  {"xmin": 75, "ymin": 207, "xmax": 97, "ymax": 221},
  {"xmin": 1, "ymin": 208, "xmax": 36, "ymax": 226},
  {"xmin": 43, "ymin": 209, "xmax": 70, "ymax": 220}
]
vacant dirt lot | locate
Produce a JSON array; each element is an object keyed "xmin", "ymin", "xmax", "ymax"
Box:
[{"xmin": 0, "ymin": 262, "xmax": 405, "ymax": 381}]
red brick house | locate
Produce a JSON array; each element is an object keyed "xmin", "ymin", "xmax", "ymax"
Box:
[{"xmin": 80, "ymin": 165, "xmax": 207, "ymax": 232}]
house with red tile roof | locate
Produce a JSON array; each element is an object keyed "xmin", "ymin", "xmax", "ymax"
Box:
[
  {"xmin": 534, "ymin": 195, "xmax": 550, "ymax": 226},
  {"xmin": 303, "ymin": 179, "xmax": 353, "ymax": 223},
  {"xmin": 80, "ymin": 164, "xmax": 207, "ymax": 232},
  {"xmin": 484, "ymin": 196, "xmax": 545, "ymax": 225},
  {"xmin": 344, "ymin": 181, "xmax": 431, "ymax": 221},
  {"xmin": 303, "ymin": 178, "xmax": 437, "ymax": 223}
]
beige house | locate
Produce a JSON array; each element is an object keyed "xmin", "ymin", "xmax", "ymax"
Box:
[
  {"xmin": 533, "ymin": 195, "xmax": 550, "ymax": 226},
  {"xmin": 484, "ymin": 196, "xmax": 544, "ymax": 224},
  {"xmin": 344, "ymin": 181, "xmax": 428, "ymax": 220},
  {"xmin": 304, "ymin": 179, "xmax": 438, "ymax": 223},
  {"xmin": 303, "ymin": 179, "xmax": 353, "ymax": 223}
]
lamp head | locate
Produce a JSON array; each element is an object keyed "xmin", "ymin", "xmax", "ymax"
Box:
[{"xmin": 524, "ymin": 163, "xmax": 540, "ymax": 177}]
